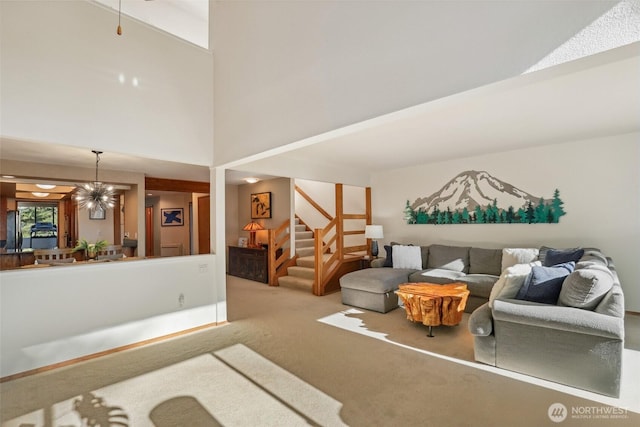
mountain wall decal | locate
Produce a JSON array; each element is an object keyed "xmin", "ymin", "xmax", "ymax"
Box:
[{"xmin": 404, "ymin": 170, "xmax": 565, "ymax": 225}]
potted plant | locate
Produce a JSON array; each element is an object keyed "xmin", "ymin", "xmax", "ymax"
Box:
[{"xmin": 74, "ymin": 239, "xmax": 108, "ymax": 260}]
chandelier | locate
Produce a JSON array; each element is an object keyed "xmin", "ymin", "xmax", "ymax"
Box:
[{"xmin": 75, "ymin": 150, "xmax": 116, "ymax": 213}]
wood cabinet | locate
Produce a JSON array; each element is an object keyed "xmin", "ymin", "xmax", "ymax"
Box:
[
  {"xmin": 228, "ymin": 246, "xmax": 269, "ymax": 283},
  {"xmin": 0, "ymin": 250, "xmax": 36, "ymax": 270}
]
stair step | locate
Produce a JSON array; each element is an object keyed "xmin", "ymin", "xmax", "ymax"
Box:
[
  {"xmin": 296, "ymin": 238, "xmax": 315, "ymax": 248},
  {"xmin": 278, "ymin": 275, "xmax": 314, "ymax": 292},
  {"xmin": 295, "ymin": 231, "xmax": 313, "ymax": 240},
  {"xmin": 287, "ymin": 265, "xmax": 315, "ymax": 279},
  {"xmin": 295, "ymin": 224, "xmax": 307, "ymax": 232},
  {"xmin": 296, "ymin": 247, "xmax": 315, "ymax": 258},
  {"xmin": 296, "ymin": 253, "xmax": 332, "ymax": 268}
]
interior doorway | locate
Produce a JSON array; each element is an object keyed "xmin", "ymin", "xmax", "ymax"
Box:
[
  {"xmin": 145, "ymin": 206, "xmax": 154, "ymax": 257},
  {"xmin": 198, "ymin": 195, "xmax": 210, "ymax": 254}
]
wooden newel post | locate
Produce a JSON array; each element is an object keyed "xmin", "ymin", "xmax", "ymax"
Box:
[
  {"xmin": 268, "ymin": 229, "xmax": 276, "ymax": 286},
  {"xmin": 313, "ymin": 228, "xmax": 323, "ymax": 296}
]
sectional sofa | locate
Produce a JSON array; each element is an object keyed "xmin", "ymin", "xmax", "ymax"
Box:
[
  {"xmin": 339, "ymin": 244, "xmax": 625, "ymax": 397},
  {"xmin": 469, "ymin": 248, "xmax": 625, "ymax": 397},
  {"xmin": 340, "ymin": 243, "xmax": 506, "ymax": 313}
]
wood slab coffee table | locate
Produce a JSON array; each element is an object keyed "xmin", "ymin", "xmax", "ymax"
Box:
[{"xmin": 395, "ymin": 283, "xmax": 470, "ymax": 337}]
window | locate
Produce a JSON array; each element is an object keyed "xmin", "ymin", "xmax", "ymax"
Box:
[{"xmin": 18, "ymin": 202, "xmax": 58, "ymax": 249}]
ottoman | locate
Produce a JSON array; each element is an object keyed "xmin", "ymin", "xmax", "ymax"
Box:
[{"xmin": 339, "ymin": 268, "xmax": 415, "ymax": 313}]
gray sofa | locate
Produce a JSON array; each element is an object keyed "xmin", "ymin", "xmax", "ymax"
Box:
[
  {"xmin": 340, "ymin": 243, "xmax": 504, "ymax": 313},
  {"xmin": 468, "ymin": 249, "xmax": 625, "ymax": 397}
]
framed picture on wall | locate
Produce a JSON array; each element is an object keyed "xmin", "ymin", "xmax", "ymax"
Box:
[
  {"xmin": 89, "ymin": 206, "xmax": 106, "ymax": 220},
  {"xmin": 251, "ymin": 192, "xmax": 272, "ymax": 219},
  {"xmin": 161, "ymin": 208, "xmax": 184, "ymax": 227}
]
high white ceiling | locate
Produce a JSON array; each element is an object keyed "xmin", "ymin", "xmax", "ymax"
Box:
[
  {"xmin": 1, "ymin": 2, "xmax": 639, "ymax": 186},
  {"xmin": 93, "ymin": 0, "xmax": 209, "ymax": 48},
  {"xmin": 227, "ymin": 42, "xmax": 640, "ymax": 185}
]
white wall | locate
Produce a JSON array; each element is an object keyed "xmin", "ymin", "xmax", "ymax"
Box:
[
  {"xmin": 77, "ymin": 204, "xmax": 115, "ymax": 244},
  {"xmin": 0, "ymin": 0, "xmax": 213, "ymax": 166},
  {"xmin": 0, "ymin": 1, "xmax": 221, "ymax": 377},
  {"xmin": 154, "ymin": 192, "xmax": 193, "ymax": 256},
  {"xmin": 372, "ymin": 133, "xmax": 640, "ymax": 312},
  {"xmin": 0, "ymin": 255, "xmax": 217, "ymax": 377},
  {"xmin": 237, "ymin": 178, "xmax": 291, "ymax": 246},
  {"xmin": 212, "ymin": 0, "xmax": 614, "ymax": 166}
]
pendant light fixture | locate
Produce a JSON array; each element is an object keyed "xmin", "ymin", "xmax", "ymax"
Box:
[
  {"xmin": 117, "ymin": 0, "xmax": 122, "ymax": 35},
  {"xmin": 75, "ymin": 150, "xmax": 116, "ymax": 213}
]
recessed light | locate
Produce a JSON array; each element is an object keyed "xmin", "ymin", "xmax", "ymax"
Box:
[
  {"xmin": 32, "ymin": 192, "xmax": 50, "ymax": 197},
  {"xmin": 2, "ymin": 175, "xmax": 15, "ymax": 179},
  {"xmin": 36, "ymin": 184, "xmax": 56, "ymax": 190},
  {"xmin": 244, "ymin": 177, "xmax": 259, "ymax": 184}
]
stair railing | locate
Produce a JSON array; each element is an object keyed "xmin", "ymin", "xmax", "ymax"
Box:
[
  {"xmin": 294, "ymin": 183, "xmax": 372, "ymax": 295},
  {"xmin": 296, "ymin": 184, "xmax": 371, "ymax": 295},
  {"xmin": 313, "ymin": 218, "xmax": 340, "ymax": 295},
  {"xmin": 295, "ymin": 185, "xmax": 333, "ymax": 221},
  {"xmin": 267, "ymin": 219, "xmax": 296, "ymax": 286}
]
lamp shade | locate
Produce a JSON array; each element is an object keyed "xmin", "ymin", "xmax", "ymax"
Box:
[
  {"xmin": 365, "ymin": 225, "xmax": 384, "ymax": 239},
  {"xmin": 243, "ymin": 221, "xmax": 264, "ymax": 231}
]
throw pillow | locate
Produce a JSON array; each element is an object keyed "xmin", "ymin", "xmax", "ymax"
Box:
[
  {"xmin": 516, "ymin": 262, "xmax": 575, "ymax": 304},
  {"xmin": 384, "ymin": 242, "xmax": 429, "ymax": 268},
  {"xmin": 501, "ymin": 248, "xmax": 539, "ymax": 271},
  {"xmin": 392, "ymin": 245, "xmax": 422, "ymax": 269},
  {"xmin": 383, "ymin": 245, "xmax": 393, "ymax": 267},
  {"xmin": 558, "ymin": 265, "xmax": 614, "ymax": 309},
  {"xmin": 543, "ymin": 248, "xmax": 584, "ymax": 267},
  {"xmin": 488, "ymin": 261, "xmax": 540, "ymax": 308}
]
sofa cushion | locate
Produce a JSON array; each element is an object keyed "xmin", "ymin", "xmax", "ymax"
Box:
[
  {"xmin": 543, "ymin": 248, "xmax": 585, "ymax": 267},
  {"xmin": 462, "ymin": 274, "xmax": 500, "ymax": 299},
  {"xmin": 408, "ymin": 268, "xmax": 465, "ymax": 284},
  {"xmin": 501, "ymin": 248, "xmax": 539, "ymax": 271},
  {"xmin": 516, "ymin": 262, "xmax": 575, "ymax": 304},
  {"xmin": 488, "ymin": 262, "xmax": 540, "ymax": 308},
  {"xmin": 469, "ymin": 247, "xmax": 502, "ymax": 275},
  {"xmin": 392, "ymin": 245, "xmax": 422, "ymax": 269},
  {"xmin": 578, "ymin": 249, "xmax": 609, "ymax": 267},
  {"xmin": 340, "ymin": 268, "xmax": 415, "ymax": 293},
  {"xmin": 427, "ymin": 244, "xmax": 470, "ymax": 273},
  {"xmin": 558, "ymin": 265, "xmax": 614, "ymax": 310},
  {"xmin": 595, "ymin": 285, "xmax": 625, "ymax": 317}
]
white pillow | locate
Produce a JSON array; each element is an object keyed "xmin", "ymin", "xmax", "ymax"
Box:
[
  {"xmin": 392, "ymin": 245, "xmax": 422, "ymax": 269},
  {"xmin": 501, "ymin": 248, "xmax": 539, "ymax": 271},
  {"xmin": 489, "ymin": 261, "xmax": 541, "ymax": 308}
]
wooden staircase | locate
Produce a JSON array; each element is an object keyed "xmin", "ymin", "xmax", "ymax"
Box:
[
  {"xmin": 266, "ymin": 183, "xmax": 372, "ymax": 295},
  {"xmin": 278, "ymin": 218, "xmax": 324, "ymax": 292},
  {"xmin": 276, "ymin": 181, "xmax": 370, "ymax": 295}
]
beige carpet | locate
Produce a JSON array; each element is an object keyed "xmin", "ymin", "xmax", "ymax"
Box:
[{"xmin": 1, "ymin": 275, "xmax": 639, "ymax": 426}]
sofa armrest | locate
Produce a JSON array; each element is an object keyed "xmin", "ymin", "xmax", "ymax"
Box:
[
  {"xmin": 468, "ymin": 302, "xmax": 493, "ymax": 336},
  {"xmin": 371, "ymin": 258, "xmax": 386, "ymax": 268},
  {"xmin": 492, "ymin": 299, "xmax": 624, "ymax": 340}
]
